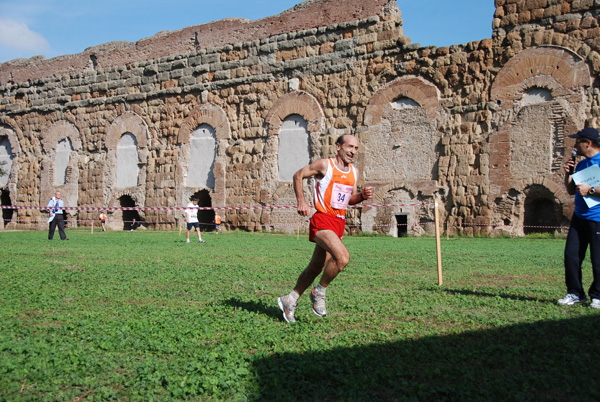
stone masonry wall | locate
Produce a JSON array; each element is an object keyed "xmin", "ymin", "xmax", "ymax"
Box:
[{"xmin": 1, "ymin": 0, "xmax": 600, "ymax": 235}]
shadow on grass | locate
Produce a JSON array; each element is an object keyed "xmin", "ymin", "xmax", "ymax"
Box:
[
  {"xmin": 223, "ymin": 297, "xmax": 281, "ymax": 320},
  {"xmin": 440, "ymin": 288, "xmax": 552, "ymax": 303},
  {"xmin": 251, "ymin": 315, "xmax": 600, "ymax": 401}
]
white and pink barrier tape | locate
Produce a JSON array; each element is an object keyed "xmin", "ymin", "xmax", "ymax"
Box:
[{"xmin": 0, "ymin": 202, "xmax": 427, "ymax": 212}]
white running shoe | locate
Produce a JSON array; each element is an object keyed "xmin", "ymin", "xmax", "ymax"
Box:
[
  {"xmin": 557, "ymin": 293, "xmax": 587, "ymax": 305},
  {"xmin": 309, "ymin": 287, "xmax": 327, "ymax": 317},
  {"xmin": 590, "ymin": 298, "xmax": 600, "ymax": 309},
  {"xmin": 277, "ymin": 295, "xmax": 297, "ymax": 323}
]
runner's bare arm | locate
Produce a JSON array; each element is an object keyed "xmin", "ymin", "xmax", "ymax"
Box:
[
  {"xmin": 293, "ymin": 158, "xmax": 328, "ymax": 216},
  {"xmin": 349, "ymin": 168, "xmax": 373, "ymax": 204}
]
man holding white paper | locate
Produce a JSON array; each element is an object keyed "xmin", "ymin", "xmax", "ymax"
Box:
[
  {"xmin": 560, "ymin": 127, "xmax": 600, "ymax": 309},
  {"xmin": 47, "ymin": 191, "xmax": 68, "ymax": 240}
]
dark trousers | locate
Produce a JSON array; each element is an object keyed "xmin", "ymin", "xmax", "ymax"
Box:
[
  {"xmin": 564, "ymin": 214, "xmax": 600, "ymax": 299},
  {"xmin": 48, "ymin": 214, "xmax": 67, "ymax": 240}
]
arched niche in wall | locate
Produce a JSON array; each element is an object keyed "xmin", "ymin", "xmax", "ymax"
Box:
[
  {"xmin": 104, "ymin": 112, "xmax": 150, "ymax": 225},
  {"xmin": 0, "ymin": 124, "xmax": 19, "ymax": 190},
  {"xmin": 489, "ymin": 46, "xmax": 591, "ymax": 233},
  {"xmin": 264, "ymin": 91, "xmax": 324, "ymax": 180},
  {"xmin": 364, "ymin": 75, "xmax": 440, "ymax": 126},
  {"xmin": 190, "ymin": 188, "xmax": 215, "ymax": 231},
  {"xmin": 494, "ymin": 179, "xmax": 571, "ymax": 237},
  {"xmin": 40, "ymin": 120, "xmax": 82, "ymax": 223},
  {"xmin": 176, "ymin": 103, "xmax": 230, "ymax": 213},
  {"xmin": 522, "ymin": 184, "xmax": 565, "ymax": 235},
  {"xmin": 187, "ymin": 124, "xmax": 216, "ymax": 189},
  {"xmin": 0, "ymin": 118, "xmax": 21, "ymax": 228},
  {"xmin": 0, "ymin": 131, "xmax": 15, "ymax": 189},
  {"xmin": 116, "ymin": 133, "xmax": 140, "ymax": 188},
  {"xmin": 118, "ymin": 194, "xmax": 142, "ymax": 231},
  {"xmin": 263, "ymin": 91, "xmax": 325, "ymax": 233},
  {"xmin": 360, "ymin": 75, "xmax": 441, "ymax": 236},
  {"xmin": 278, "ymin": 114, "xmax": 310, "ymax": 182}
]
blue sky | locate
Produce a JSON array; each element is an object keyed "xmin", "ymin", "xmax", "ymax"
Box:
[{"xmin": 0, "ymin": 0, "xmax": 495, "ymax": 63}]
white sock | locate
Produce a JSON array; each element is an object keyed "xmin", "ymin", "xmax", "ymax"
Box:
[
  {"xmin": 288, "ymin": 290, "xmax": 300, "ymax": 301},
  {"xmin": 314, "ymin": 284, "xmax": 326, "ymax": 295}
]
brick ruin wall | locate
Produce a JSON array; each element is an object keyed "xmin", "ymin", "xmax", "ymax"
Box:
[{"xmin": 1, "ymin": 0, "xmax": 600, "ymax": 235}]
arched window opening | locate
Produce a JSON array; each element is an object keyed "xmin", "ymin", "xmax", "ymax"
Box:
[
  {"xmin": 0, "ymin": 135, "xmax": 13, "ymax": 187},
  {"xmin": 116, "ymin": 133, "xmax": 139, "ymax": 188},
  {"xmin": 523, "ymin": 87, "xmax": 553, "ymax": 106},
  {"xmin": 1, "ymin": 189, "xmax": 12, "ymax": 226},
  {"xmin": 187, "ymin": 124, "xmax": 216, "ymax": 188},
  {"xmin": 524, "ymin": 186, "xmax": 558, "ymax": 234},
  {"xmin": 278, "ymin": 115, "xmax": 309, "ymax": 182},
  {"xmin": 55, "ymin": 138, "xmax": 73, "ymax": 185},
  {"xmin": 391, "ymin": 97, "xmax": 420, "ymax": 110},
  {"xmin": 191, "ymin": 189, "xmax": 214, "ymax": 231},
  {"xmin": 119, "ymin": 195, "xmax": 141, "ymax": 231}
]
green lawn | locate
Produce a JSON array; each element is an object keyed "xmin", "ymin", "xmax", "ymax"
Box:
[{"xmin": 1, "ymin": 229, "xmax": 598, "ymax": 401}]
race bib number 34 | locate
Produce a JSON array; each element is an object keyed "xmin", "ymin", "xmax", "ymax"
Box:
[{"xmin": 330, "ymin": 183, "xmax": 353, "ymax": 209}]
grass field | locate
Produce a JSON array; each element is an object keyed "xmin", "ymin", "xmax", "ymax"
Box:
[{"xmin": 1, "ymin": 229, "xmax": 599, "ymax": 401}]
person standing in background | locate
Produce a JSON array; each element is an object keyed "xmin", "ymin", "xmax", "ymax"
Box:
[
  {"xmin": 185, "ymin": 196, "xmax": 206, "ymax": 243},
  {"xmin": 47, "ymin": 191, "xmax": 68, "ymax": 240},
  {"xmin": 559, "ymin": 127, "xmax": 600, "ymax": 309}
]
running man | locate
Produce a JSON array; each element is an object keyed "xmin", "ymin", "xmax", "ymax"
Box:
[
  {"xmin": 214, "ymin": 213, "xmax": 222, "ymax": 234},
  {"xmin": 185, "ymin": 196, "xmax": 206, "ymax": 243},
  {"xmin": 278, "ymin": 134, "xmax": 373, "ymax": 322},
  {"xmin": 99, "ymin": 211, "xmax": 107, "ymax": 232}
]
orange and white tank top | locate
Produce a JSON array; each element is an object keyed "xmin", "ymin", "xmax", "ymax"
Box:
[{"xmin": 313, "ymin": 158, "xmax": 356, "ymax": 218}]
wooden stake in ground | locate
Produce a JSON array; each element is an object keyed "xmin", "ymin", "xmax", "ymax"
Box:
[{"xmin": 434, "ymin": 197, "xmax": 443, "ymax": 286}]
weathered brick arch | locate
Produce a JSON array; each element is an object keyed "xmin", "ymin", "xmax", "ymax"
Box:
[
  {"xmin": 41, "ymin": 120, "xmax": 82, "ymax": 154},
  {"xmin": 265, "ymin": 91, "xmax": 325, "ymax": 137},
  {"xmin": 0, "ymin": 117, "xmax": 22, "ymax": 208},
  {"xmin": 519, "ymin": 75, "xmax": 568, "ymax": 98},
  {"xmin": 489, "ymin": 46, "xmax": 592, "ymax": 234},
  {"xmin": 105, "ymin": 111, "xmax": 150, "ymax": 150},
  {"xmin": 491, "ymin": 46, "xmax": 591, "ymax": 110},
  {"xmin": 40, "ymin": 120, "xmax": 82, "ymax": 218},
  {"xmin": 521, "ymin": 177, "xmax": 572, "ymax": 208},
  {"xmin": 264, "ymin": 90, "xmax": 325, "ymax": 175},
  {"xmin": 359, "ymin": 75, "xmax": 441, "ymax": 236},
  {"xmin": 178, "ymin": 103, "xmax": 231, "ymax": 143},
  {"xmin": 104, "ymin": 112, "xmax": 150, "ymax": 216},
  {"xmin": 363, "ymin": 75, "xmax": 440, "ymax": 125},
  {"xmin": 495, "ymin": 179, "xmax": 573, "ymax": 236},
  {"xmin": 176, "ymin": 103, "xmax": 230, "ymax": 210}
]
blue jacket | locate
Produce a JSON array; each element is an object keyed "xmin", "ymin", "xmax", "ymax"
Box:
[{"xmin": 574, "ymin": 152, "xmax": 600, "ymax": 222}]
